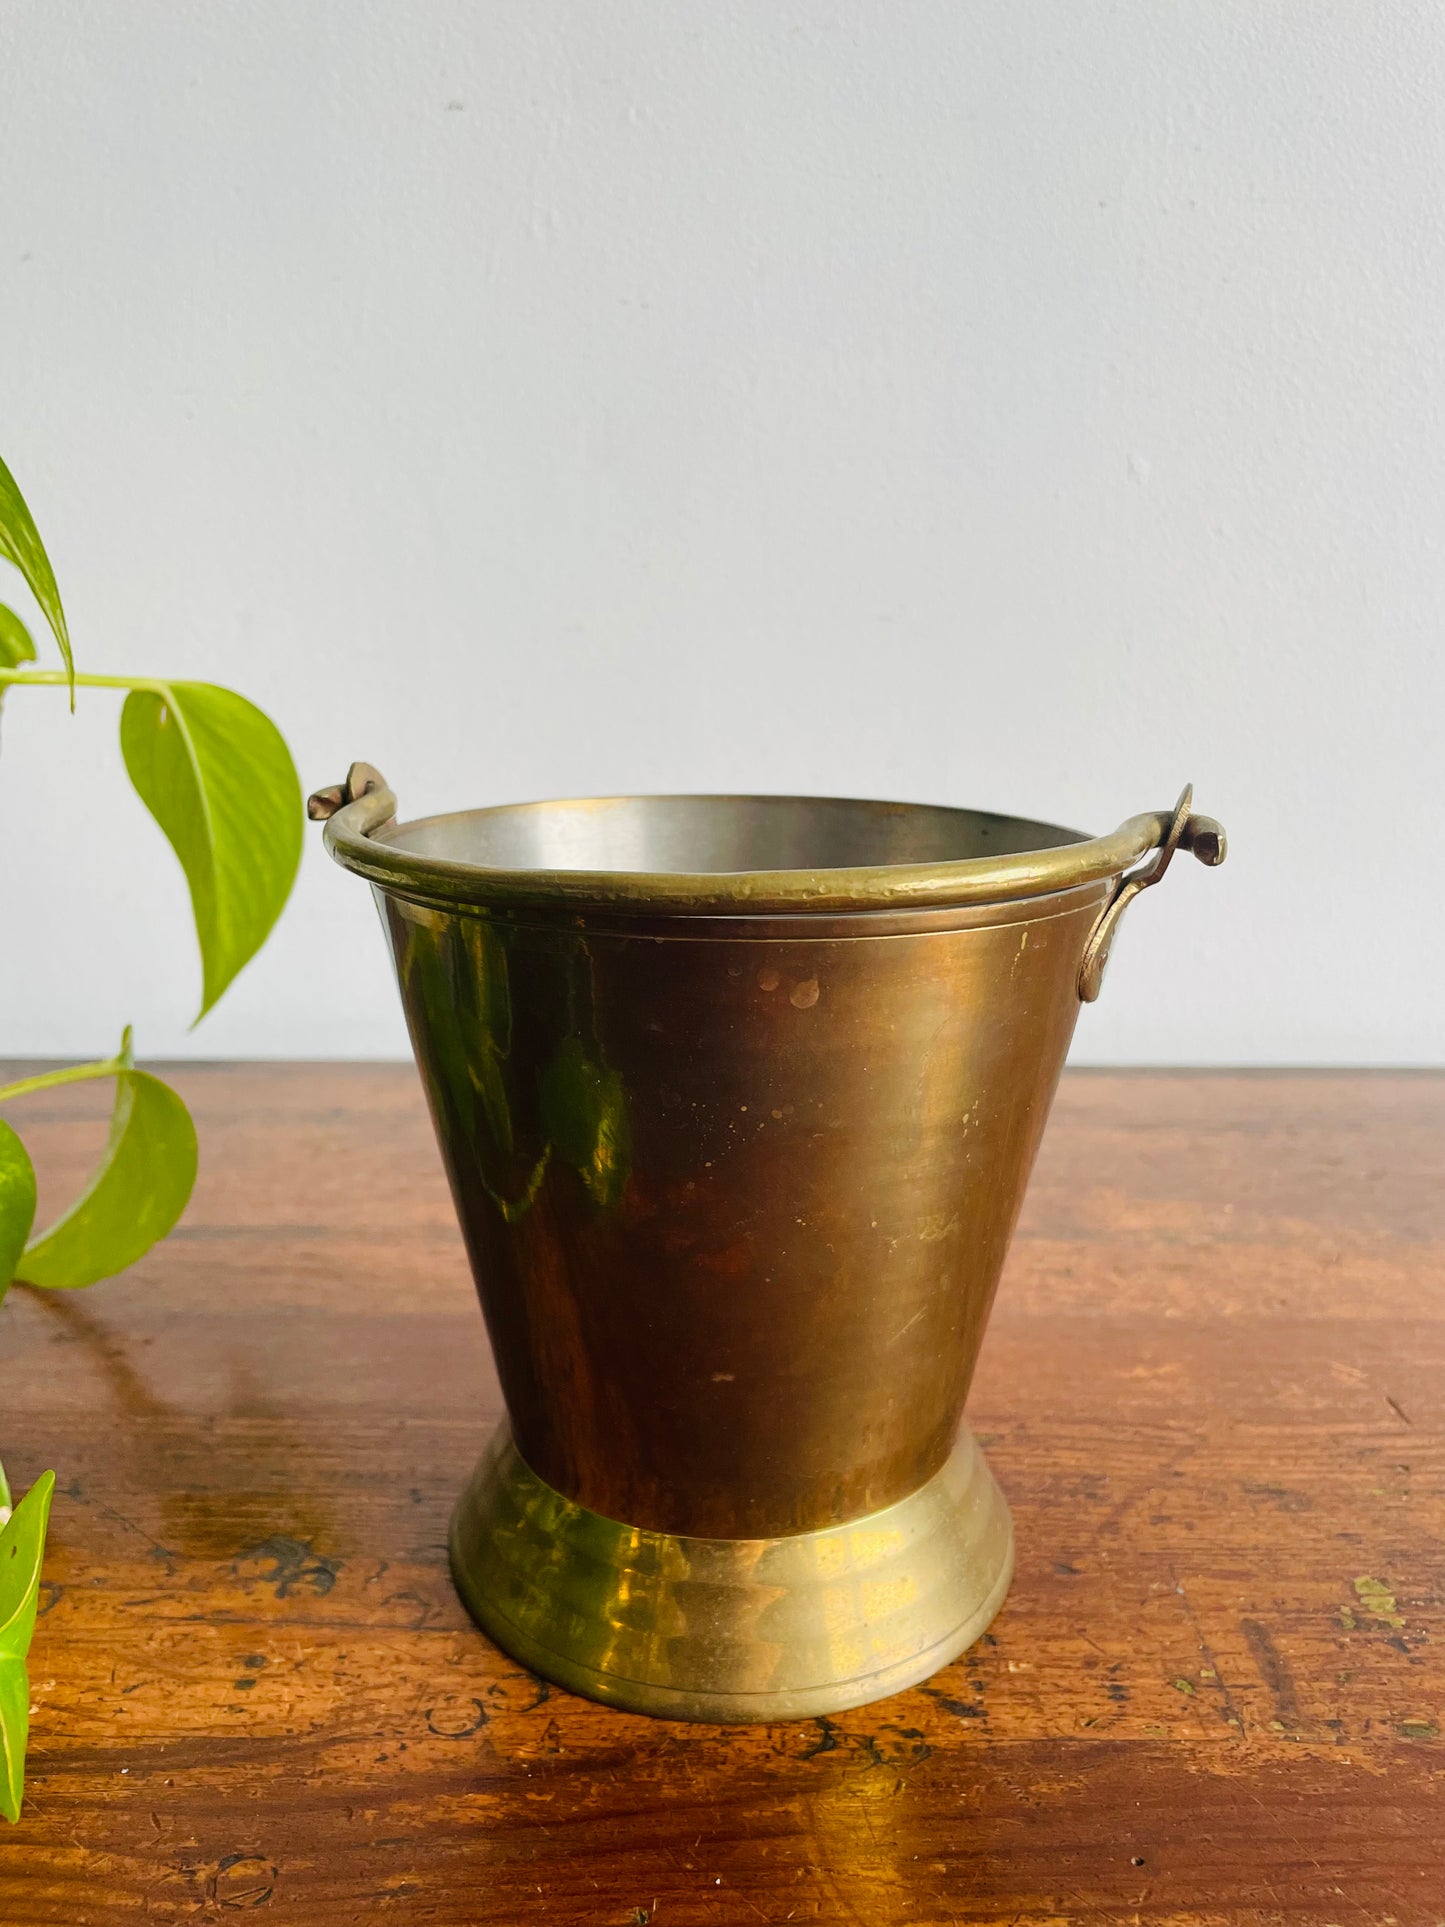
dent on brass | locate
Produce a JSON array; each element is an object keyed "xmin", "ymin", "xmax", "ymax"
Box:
[{"xmin": 313, "ymin": 778, "xmax": 1225, "ymax": 1720}]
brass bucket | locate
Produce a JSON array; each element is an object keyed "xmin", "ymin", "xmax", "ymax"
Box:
[{"xmin": 310, "ymin": 772, "xmax": 1225, "ymax": 1721}]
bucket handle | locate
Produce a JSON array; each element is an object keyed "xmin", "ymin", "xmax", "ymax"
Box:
[
  {"xmin": 304, "ymin": 767, "xmax": 1223, "ymax": 987},
  {"xmin": 1077, "ymin": 785, "xmax": 1226, "ymax": 1002},
  {"xmin": 306, "ymin": 761, "xmax": 395, "ymax": 833}
]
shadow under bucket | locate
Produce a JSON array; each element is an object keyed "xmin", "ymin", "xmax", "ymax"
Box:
[{"xmin": 310, "ymin": 775, "xmax": 1225, "ymax": 1720}]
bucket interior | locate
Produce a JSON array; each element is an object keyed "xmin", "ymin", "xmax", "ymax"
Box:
[{"xmin": 376, "ymin": 795, "xmax": 1088, "ymax": 877}]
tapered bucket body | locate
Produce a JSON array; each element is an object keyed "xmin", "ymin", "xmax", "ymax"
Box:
[{"xmin": 314, "ymin": 780, "xmax": 1224, "ymax": 1719}]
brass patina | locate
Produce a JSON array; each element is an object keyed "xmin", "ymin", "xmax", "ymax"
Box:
[{"xmin": 311, "ymin": 772, "xmax": 1225, "ymax": 1720}]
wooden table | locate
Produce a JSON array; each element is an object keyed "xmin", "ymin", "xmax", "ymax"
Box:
[{"xmin": 1, "ymin": 1066, "xmax": 1441, "ymax": 1924}]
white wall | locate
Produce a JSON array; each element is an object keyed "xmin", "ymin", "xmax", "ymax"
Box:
[{"xmin": 0, "ymin": 2, "xmax": 1435, "ymax": 1065}]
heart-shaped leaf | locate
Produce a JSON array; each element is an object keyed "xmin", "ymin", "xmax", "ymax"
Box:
[
  {"xmin": 0, "ymin": 1121, "xmax": 37, "ymax": 1310},
  {"xmin": 17, "ymin": 1042, "xmax": 196, "ymax": 1291},
  {"xmin": 0, "ymin": 453, "xmax": 72, "ymax": 688},
  {"xmin": 120, "ymin": 682, "xmax": 302, "ymax": 1021},
  {"xmin": 0, "ymin": 1467, "xmax": 55, "ymax": 1824},
  {"xmin": 0, "ymin": 606, "xmax": 36, "ymax": 669}
]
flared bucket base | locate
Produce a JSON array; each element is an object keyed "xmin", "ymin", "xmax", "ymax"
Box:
[{"xmin": 449, "ymin": 1425, "xmax": 1014, "ymax": 1722}]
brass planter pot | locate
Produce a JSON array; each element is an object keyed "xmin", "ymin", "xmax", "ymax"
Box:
[{"xmin": 311, "ymin": 775, "xmax": 1224, "ymax": 1721}]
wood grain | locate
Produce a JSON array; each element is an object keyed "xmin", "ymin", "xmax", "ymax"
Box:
[{"xmin": 0, "ymin": 1066, "xmax": 1440, "ymax": 1925}]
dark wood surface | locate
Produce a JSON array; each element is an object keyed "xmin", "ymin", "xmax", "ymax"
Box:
[{"xmin": 0, "ymin": 1065, "xmax": 1440, "ymax": 1925}]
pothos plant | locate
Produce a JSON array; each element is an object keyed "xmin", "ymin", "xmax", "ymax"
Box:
[{"xmin": 0, "ymin": 449, "xmax": 302, "ymax": 1821}]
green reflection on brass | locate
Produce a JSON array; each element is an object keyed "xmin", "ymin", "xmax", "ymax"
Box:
[
  {"xmin": 540, "ymin": 1034, "xmax": 631, "ymax": 1211},
  {"xmin": 402, "ymin": 912, "xmax": 629, "ymax": 1224}
]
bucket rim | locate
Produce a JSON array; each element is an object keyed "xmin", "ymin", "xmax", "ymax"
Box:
[{"xmin": 316, "ymin": 780, "xmax": 1193, "ymax": 916}]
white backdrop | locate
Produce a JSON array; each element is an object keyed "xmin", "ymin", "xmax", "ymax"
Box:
[{"xmin": 0, "ymin": 3, "xmax": 1434, "ymax": 1064}]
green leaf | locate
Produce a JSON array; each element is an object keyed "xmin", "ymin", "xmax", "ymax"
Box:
[
  {"xmin": 0, "ymin": 1121, "xmax": 37, "ymax": 1310},
  {"xmin": 17, "ymin": 1046, "xmax": 196, "ymax": 1291},
  {"xmin": 0, "ymin": 452, "xmax": 72, "ymax": 689},
  {"xmin": 0, "ymin": 606, "xmax": 36, "ymax": 669},
  {"xmin": 0, "ymin": 1468, "xmax": 55, "ymax": 1824},
  {"xmin": 0, "ymin": 1663, "xmax": 26, "ymax": 1825},
  {"xmin": 120, "ymin": 682, "xmax": 302, "ymax": 1020}
]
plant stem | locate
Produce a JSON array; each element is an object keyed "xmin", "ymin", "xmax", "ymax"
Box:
[
  {"xmin": 0, "ymin": 669, "xmax": 167, "ymax": 695},
  {"xmin": 0, "ymin": 1058, "xmax": 123, "ymax": 1103}
]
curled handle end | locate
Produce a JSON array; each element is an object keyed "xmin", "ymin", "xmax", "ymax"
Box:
[
  {"xmin": 1078, "ymin": 785, "xmax": 1226, "ymax": 1002},
  {"xmin": 307, "ymin": 763, "xmax": 398, "ymax": 853},
  {"xmin": 1180, "ymin": 813, "xmax": 1226, "ymax": 868}
]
